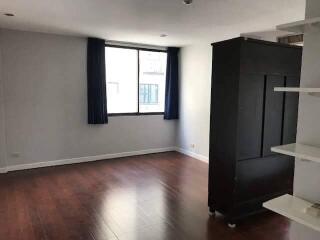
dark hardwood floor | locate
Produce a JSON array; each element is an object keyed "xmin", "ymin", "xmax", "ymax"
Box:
[{"xmin": 0, "ymin": 152, "xmax": 293, "ymax": 240}]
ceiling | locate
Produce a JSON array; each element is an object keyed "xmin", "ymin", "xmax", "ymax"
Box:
[{"xmin": 0, "ymin": 0, "xmax": 306, "ymax": 46}]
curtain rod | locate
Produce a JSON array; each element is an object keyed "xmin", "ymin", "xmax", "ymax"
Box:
[{"xmin": 105, "ymin": 40, "xmax": 167, "ymax": 51}]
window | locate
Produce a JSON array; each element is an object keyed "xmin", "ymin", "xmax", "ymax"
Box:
[
  {"xmin": 105, "ymin": 46, "xmax": 167, "ymax": 115},
  {"xmin": 140, "ymin": 84, "xmax": 159, "ymax": 104},
  {"xmin": 105, "ymin": 47, "xmax": 138, "ymax": 113},
  {"xmin": 139, "ymin": 50, "xmax": 167, "ymax": 113}
]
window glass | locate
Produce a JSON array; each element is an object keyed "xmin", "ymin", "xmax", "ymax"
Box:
[
  {"xmin": 139, "ymin": 51, "xmax": 167, "ymax": 113},
  {"xmin": 105, "ymin": 47, "xmax": 138, "ymax": 113}
]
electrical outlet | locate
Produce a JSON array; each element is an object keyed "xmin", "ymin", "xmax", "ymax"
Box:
[{"xmin": 11, "ymin": 152, "xmax": 20, "ymax": 158}]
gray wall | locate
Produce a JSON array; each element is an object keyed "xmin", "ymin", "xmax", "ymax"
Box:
[
  {"xmin": 0, "ymin": 29, "xmax": 177, "ymax": 167},
  {"xmin": 177, "ymin": 44, "xmax": 212, "ymax": 161},
  {"xmin": 290, "ymin": 0, "xmax": 320, "ymax": 238},
  {"xmin": 0, "ymin": 41, "xmax": 6, "ymax": 169}
]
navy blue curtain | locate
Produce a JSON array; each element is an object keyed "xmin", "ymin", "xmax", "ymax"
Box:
[
  {"xmin": 87, "ymin": 38, "xmax": 108, "ymax": 124},
  {"xmin": 164, "ymin": 47, "xmax": 180, "ymax": 120}
]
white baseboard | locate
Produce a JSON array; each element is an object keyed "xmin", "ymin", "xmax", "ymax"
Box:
[
  {"xmin": 1, "ymin": 146, "xmax": 208, "ymax": 173},
  {"xmin": 3, "ymin": 147, "xmax": 176, "ymax": 173},
  {"xmin": 175, "ymin": 147, "xmax": 208, "ymax": 163}
]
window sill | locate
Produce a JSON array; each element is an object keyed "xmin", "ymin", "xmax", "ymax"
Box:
[{"xmin": 108, "ymin": 112, "xmax": 164, "ymax": 117}]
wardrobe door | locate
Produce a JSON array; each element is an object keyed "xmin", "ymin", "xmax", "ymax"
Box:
[
  {"xmin": 236, "ymin": 155, "xmax": 294, "ymax": 202},
  {"xmin": 237, "ymin": 74, "xmax": 264, "ymax": 160},
  {"xmin": 282, "ymin": 76, "xmax": 300, "ymax": 144},
  {"xmin": 262, "ymin": 75, "xmax": 285, "ymax": 157}
]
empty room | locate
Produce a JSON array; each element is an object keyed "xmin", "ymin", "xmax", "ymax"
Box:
[{"xmin": 1, "ymin": 0, "xmax": 320, "ymax": 239}]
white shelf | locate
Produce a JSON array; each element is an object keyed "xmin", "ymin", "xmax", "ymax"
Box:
[
  {"xmin": 263, "ymin": 194, "xmax": 320, "ymax": 232},
  {"xmin": 274, "ymin": 87, "xmax": 320, "ymax": 93},
  {"xmin": 277, "ymin": 17, "xmax": 320, "ymax": 33},
  {"xmin": 271, "ymin": 143, "xmax": 320, "ymax": 163}
]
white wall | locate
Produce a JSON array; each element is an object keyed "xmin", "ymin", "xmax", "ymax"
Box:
[
  {"xmin": 0, "ymin": 29, "xmax": 177, "ymax": 169},
  {"xmin": 294, "ymin": 30, "xmax": 320, "ymax": 203},
  {"xmin": 289, "ymin": 0, "xmax": 320, "ymax": 238},
  {"xmin": 177, "ymin": 44, "xmax": 212, "ymax": 161},
  {"xmin": 295, "ymin": 0, "xmax": 320, "ymax": 210}
]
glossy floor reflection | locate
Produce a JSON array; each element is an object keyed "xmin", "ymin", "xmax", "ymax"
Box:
[{"xmin": 0, "ymin": 152, "xmax": 299, "ymax": 239}]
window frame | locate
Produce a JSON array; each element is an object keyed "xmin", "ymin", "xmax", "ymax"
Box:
[{"xmin": 105, "ymin": 44, "xmax": 167, "ymax": 117}]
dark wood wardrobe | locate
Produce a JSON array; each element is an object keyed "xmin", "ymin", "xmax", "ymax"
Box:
[{"xmin": 208, "ymin": 37, "xmax": 302, "ymax": 226}]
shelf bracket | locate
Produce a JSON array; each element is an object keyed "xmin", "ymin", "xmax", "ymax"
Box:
[
  {"xmin": 308, "ymin": 92, "xmax": 320, "ymax": 97},
  {"xmin": 297, "ymin": 158, "xmax": 312, "ymax": 163}
]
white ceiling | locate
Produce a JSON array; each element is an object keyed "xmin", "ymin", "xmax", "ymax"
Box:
[{"xmin": 0, "ymin": 0, "xmax": 306, "ymax": 46}]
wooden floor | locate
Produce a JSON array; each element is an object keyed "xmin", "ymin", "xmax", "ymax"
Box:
[{"xmin": 0, "ymin": 152, "xmax": 293, "ymax": 240}]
